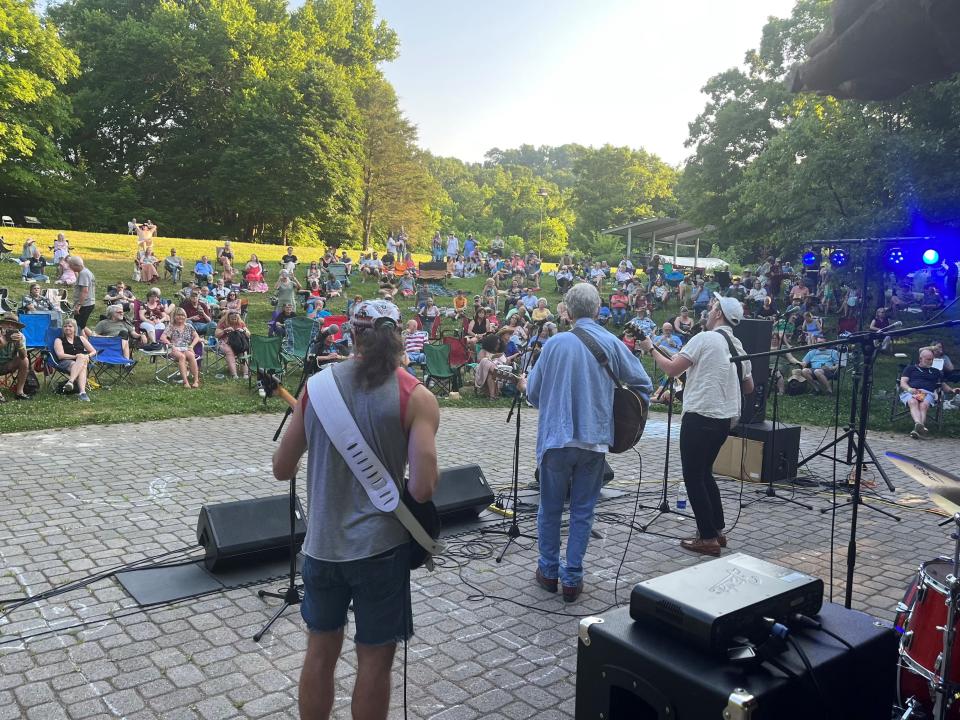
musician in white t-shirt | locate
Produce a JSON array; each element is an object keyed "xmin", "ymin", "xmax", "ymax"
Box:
[{"xmin": 639, "ymin": 293, "xmax": 753, "ymax": 557}]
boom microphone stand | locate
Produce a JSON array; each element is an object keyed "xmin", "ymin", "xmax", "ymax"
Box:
[
  {"xmin": 639, "ymin": 342, "xmax": 692, "ymax": 532},
  {"xmin": 741, "ymin": 319, "xmax": 812, "ymax": 511},
  {"xmin": 252, "ymin": 355, "xmax": 315, "ymax": 642},
  {"xmin": 481, "ymin": 331, "xmax": 542, "ymax": 562},
  {"xmin": 731, "ymin": 319, "xmax": 960, "ymax": 609}
]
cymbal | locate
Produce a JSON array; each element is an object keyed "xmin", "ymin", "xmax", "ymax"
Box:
[{"xmin": 885, "ymin": 452, "xmax": 960, "ymax": 515}]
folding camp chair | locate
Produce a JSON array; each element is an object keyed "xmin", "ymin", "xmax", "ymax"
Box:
[
  {"xmin": 1, "ymin": 216, "xmax": 14, "ymax": 227},
  {"xmin": 88, "ymin": 336, "xmax": 137, "ymax": 387},
  {"xmin": 423, "ymin": 343, "xmax": 456, "ymax": 396},
  {"xmin": 321, "ymin": 315, "xmax": 348, "ymax": 341},
  {"xmin": 441, "ymin": 336, "xmax": 470, "ymax": 390},
  {"xmin": 43, "ymin": 327, "xmax": 71, "ymax": 389},
  {"xmin": 0, "ymin": 288, "xmax": 15, "ymax": 312},
  {"xmin": 19, "ymin": 313, "xmax": 52, "ymax": 363},
  {"xmin": 890, "ymin": 362, "xmax": 945, "ymax": 431},
  {"xmin": 248, "ymin": 335, "xmax": 286, "ymax": 389},
  {"xmin": 327, "ymin": 263, "xmax": 350, "ymax": 288},
  {"xmin": 150, "ymin": 341, "xmax": 204, "ymax": 384},
  {"xmin": 282, "ymin": 316, "xmax": 316, "ymax": 367}
]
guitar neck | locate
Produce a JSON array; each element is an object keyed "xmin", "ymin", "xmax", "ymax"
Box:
[{"xmin": 275, "ymin": 386, "xmax": 298, "ymax": 410}]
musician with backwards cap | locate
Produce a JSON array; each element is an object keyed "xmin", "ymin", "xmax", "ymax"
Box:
[
  {"xmin": 639, "ymin": 293, "xmax": 753, "ymax": 557},
  {"xmin": 272, "ymin": 299, "xmax": 439, "ymax": 720}
]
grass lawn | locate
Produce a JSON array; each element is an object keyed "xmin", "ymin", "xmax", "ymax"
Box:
[{"xmin": 1, "ymin": 226, "xmax": 957, "ymax": 439}]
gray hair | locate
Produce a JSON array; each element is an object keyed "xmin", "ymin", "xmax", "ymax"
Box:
[
  {"xmin": 66, "ymin": 255, "xmax": 84, "ymax": 269},
  {"xmin": 565, "ymin": 283, "xmax": 600, "ymax": 320},
  {"xmin": 106, "ymin": 304, "xmax": 123, "ymax": 319},
  {"xmin": 62, "ymin": 318, "xmax": 78, "ymax": 333}
]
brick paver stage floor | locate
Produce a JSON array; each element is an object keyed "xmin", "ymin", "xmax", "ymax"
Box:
[{"xmin": 1, "ymin": 407, "xmax": 958, "ymax": 719}]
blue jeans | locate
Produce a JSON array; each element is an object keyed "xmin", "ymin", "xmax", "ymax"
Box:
[
  {"xmin": 23, "ymin": 271, "xmax": 49, "ymax": 282},
  {"xmin": 406, "ymin": 351, "xmax": 425, "ymax": 376},
  {"xmin": 537, "ymin": 446, "xmax": 606, "ymax": 587},
  {"xmin": 189, "ymin": 320, "xmax": 217, "ymax": 336},
  {"xmin": 612, "ymin": 308, "xmax": 626, "ymax": 325}
]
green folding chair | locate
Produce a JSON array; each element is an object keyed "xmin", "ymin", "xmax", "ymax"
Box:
[
  {"xmin": 248, "ymin": 335, "xmax": 285, "ymax": 389},
  {"xmin": 282, "ymin": 317, "xmax": 316, "ymax": 368},
  {"xmin": 423, "ymin": 343, "xmax": 456, "ymax": 396}
]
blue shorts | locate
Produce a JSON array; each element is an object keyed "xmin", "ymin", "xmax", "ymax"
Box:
[
  {"xmin": 901, "ymin": 390, "xmax": 937, "ymax": 407},
  {"xmin": 300, "ymin": 544, "xmax": 412, "ymax": 646}
]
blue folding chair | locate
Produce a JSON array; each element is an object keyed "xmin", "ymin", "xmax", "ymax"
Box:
[
  {"xmin": 43, "ymin": 326, "xmax": 71, "ymax": 389},
  {"xmin": 19, "ymin": 313, "xmax": 52, "ymax": 360},
  {"xmin": 88, "ymin": 336, "xmax": 137, "ymax": 387}
]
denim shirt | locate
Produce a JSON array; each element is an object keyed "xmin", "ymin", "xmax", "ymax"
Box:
[{"xmin": 526, "ymin": 318, "xmax": 653, "ymax": 465}]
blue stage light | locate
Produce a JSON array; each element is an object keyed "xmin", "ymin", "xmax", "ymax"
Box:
[
  {"xmin": 922, "ymin": 248, "xmax": 940, "ymax": 265},
  {"xmin": 885, "ymin": 248, "xmax": 904, "ymax": 268},
  {"xmin": 802, "ymin": 251, "xmax": 819, "ymax": 267},
  {"xmin": 830, "ymin": 249, "xmax": 848, "ymax": 267}
]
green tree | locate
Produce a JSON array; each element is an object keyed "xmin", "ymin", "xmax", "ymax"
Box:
[
  {"xmin": 0, "ymin": 0, "xmax": 79, "ymax": 219},
  {"xmin": 356, "ymin": 75, "xmax": 438, "ymax": 249}
]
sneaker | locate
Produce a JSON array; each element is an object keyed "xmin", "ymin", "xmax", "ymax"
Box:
[
  {"xmin": 78, "ymin": 393, "xmax": 90, "ymax": 402},
  {"xmin": 62, "ymin": 381, "xmax": 74, "ymax": 393},
  {"xmin": 919, "ymin": 424, "xmax": 930, "ymax": 437},
  {"xmin": 910, "ymin": 428, "xmax": 920, "ymax": 440}
]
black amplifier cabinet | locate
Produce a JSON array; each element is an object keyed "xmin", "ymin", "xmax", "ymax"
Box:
[
  {"xmin": 731, "ymin": 421, "xmax": 801, "ymax": 484},
  {"xmin": 575, "ymin": 603, "xmax": 897, "ymax": 720}
]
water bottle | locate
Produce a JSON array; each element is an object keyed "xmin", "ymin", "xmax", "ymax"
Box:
[{"xmin": 676, "ymin": 484, "xmax": 688, "ymax": 511}]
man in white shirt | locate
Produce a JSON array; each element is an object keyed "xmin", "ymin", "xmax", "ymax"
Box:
[
  {"xmin": 639, "ymin": 293, "xmax": 753, "ymax": 557},
  {"xmin": 445, "ymin": 234, "xmax": 459, "ymax": 261}
]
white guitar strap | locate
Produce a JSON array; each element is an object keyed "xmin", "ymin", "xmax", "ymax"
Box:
[{"xmin": 306, "ymin": 368, "xmax": 444, "ymax": 562}]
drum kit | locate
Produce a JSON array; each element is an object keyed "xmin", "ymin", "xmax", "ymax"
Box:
[{"xmin": 888, "ymin": 452, "xmax": 960, "ymax": 720}]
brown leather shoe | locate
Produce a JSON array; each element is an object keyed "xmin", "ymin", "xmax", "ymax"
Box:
[
  {"xmin": 535, "ymin": 568, "xmax": 557, "ymax": 593},
  {"xmin": 680, "ymin": 537, "xmax": 722, "ymax": 557},
  {"xmin": 562, "ymin": 582, "xmax": 583, "ymax": 603},
  {"xmin": 684, "ymin": 533, "xmax": 727, "ymax": 548}
]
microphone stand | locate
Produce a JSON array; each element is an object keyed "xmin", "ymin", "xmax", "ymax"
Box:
[
  {"xmin": 740, "ymin": 314, "xmax": 812, "ymax": 511},
  {"xmin": 640, "ymin": 339, "xmax": 692, "ymax": 531},
  {"xmin": 481, "ymin": 324, "xmax": 544, "ymax": 562},
  {"xmin": 253, "ymin": 362, "xmax": 313, "ymax": 642},
  {"xmin": 731, "ymin": 319, "xmax": 960, "ymax": 609}
]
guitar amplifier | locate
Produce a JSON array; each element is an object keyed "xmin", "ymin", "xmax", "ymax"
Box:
[{"xmin": 575, "ymin": 603, "xmax": 897, "ymax": 719}]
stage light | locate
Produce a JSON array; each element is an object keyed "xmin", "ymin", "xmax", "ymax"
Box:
[
  {"xmin": 802, "ymin": 251, "xmax": 819, "ymax": 267},
  {"xmin": 922, "ymin": 248, "xmax": 940, "ymax": 265},
  {"xmin": 830, "ymin": 249, "xmax": 849, "ymax": 267},
  {"xmin": 885, "ymin": 248, "xmax": 904, "ymax": 268}
]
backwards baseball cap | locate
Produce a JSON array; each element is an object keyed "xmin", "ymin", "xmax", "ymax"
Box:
[
  {"xmin": 350, "ymin": 299, "xmax": 401, "ymax": 333},
  {"xmin": 713, "ymin": 292, "xmax": 743, "ymax": 326}
]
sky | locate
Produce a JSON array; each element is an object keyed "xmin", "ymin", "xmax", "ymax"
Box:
[{"xmin": 374, "ymin": 0, "xmax": 798, "ymax": 167}]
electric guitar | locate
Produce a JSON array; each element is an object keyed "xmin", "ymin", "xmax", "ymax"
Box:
[{"xmin": 256, "ymin": 369, "xmax": 441, "ymax": 570}]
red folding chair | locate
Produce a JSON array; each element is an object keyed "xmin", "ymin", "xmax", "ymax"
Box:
[
  {"xmin": 322, "ymin": 314, "xmax": 348, "ymax": 341},
  {"xmin": 429, "ymin": 314, "xmax": 442, "ymax": 340}
]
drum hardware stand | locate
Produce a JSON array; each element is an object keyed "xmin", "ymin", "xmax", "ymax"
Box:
[
  {"xmin": 731, "ymin": 319, "xmax": 960, "ymax": 610},
  {"xmin": 740, "ymin": 323, "xmax": 812, "ymax": 512},
  {"xmin": 481, "ymin": 336, "xmax": 540, "ymax": 561}
]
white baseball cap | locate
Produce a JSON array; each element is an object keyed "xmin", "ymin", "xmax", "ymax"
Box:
[{"xmin": 713, "ymin": 292, "xmax": 744, "ymax": 326}]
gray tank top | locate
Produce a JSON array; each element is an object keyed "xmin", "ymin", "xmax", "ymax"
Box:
[{"xmin": 302, "ymin": 361, "xmax": 409, "ymax": 561}]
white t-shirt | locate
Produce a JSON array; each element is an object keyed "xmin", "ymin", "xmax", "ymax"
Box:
[{"xmin": 678, "ymin": 326, "xmax": 752, "ymax": 420}]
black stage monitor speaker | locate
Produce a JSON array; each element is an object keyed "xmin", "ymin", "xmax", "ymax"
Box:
[
  {"xmin": 575, "ymin": 603, "xmax": 897, "ymax": 720},
  {"xmin": 418, "ymin": 261, "xmax": 446, "ymax": 272},
  {"xmin": 197, "ymin": 496, "xmax": 306, "ymax": 573},
  {"xmin": 733, "ymin": 318, "xmax": 773, "ymax": 424},
  {"xmin": 730, "ymin": 421, "xmax": 801, "ymax": 484},
  {"xmin": 434, "ymin": 464, "xmax": 495, "ymax": 520}
]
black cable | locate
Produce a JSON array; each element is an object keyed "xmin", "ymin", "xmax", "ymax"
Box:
[
  {"xmin": 0, "ymin": 544, "xmax": 200, "ymax": 617},
  {"xmin": 613, "ymin": 453, "xmax": 642, "ymax": 607},
  {"xmin": 786, "ymin": 635, "xmax": 834, "ymax": 720}
]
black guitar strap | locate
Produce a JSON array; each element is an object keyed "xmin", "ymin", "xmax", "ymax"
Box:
[
  {"xmin": 572, "ymin": 327, "xmax": 622, "ymax": 387},
  {"xmin": 714, "ymin": 328, "xmax": 744, "ymax": 384}
]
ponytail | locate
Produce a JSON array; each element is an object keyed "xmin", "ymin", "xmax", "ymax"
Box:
[{"xmin": 354, "ymin": 323, "xmax": 402, "ymax": 390}]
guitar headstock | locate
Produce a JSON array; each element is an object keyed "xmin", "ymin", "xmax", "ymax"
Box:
[{"xmin": 256, "ymin": 369, "xmax": 283, "ymax": 399}]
